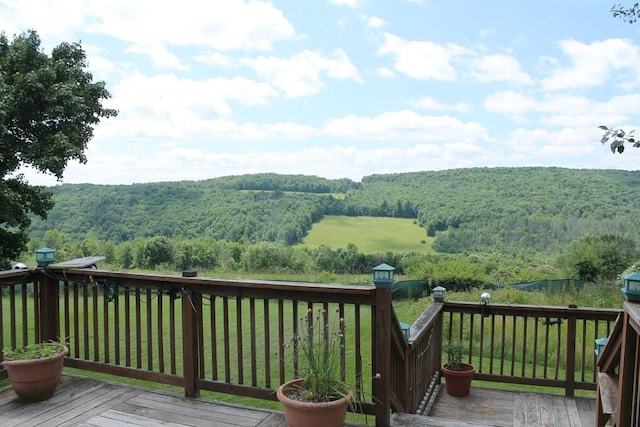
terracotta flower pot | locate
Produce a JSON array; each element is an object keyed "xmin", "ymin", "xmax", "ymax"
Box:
[
  {"xmin": 442, "ymin": 362, "xmax": 475, "ymax": 397},
  {"xmin": 1, "ymin": 346, "xmax": 68, "ymax": 401},
  {"xmin": 276, "ymin": 378, "xmax": 352, "ymax": 427}
]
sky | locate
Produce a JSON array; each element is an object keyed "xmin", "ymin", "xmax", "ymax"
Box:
[{"xmin": 3, "ymin": 0, "xmax": 640, "ymax": 186}]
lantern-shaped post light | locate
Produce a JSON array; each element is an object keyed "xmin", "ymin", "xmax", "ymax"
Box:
[
  {"xmin": 481, "ymin": 292, "xmax": 492, "ymax": 317},
  {"xmin": 35, "ymin": 247, "xmax": 56, "ymax": 267},
  {"xmin": 433, "ymin": 286, "xmax": 446, "ymax": 302},
  {"xmin": 372, "ymin": 263, "xmax": 395, "ymax": 288},
  {"xmin": 622, "ymin": 272, "xmax": 640, "ymax": 303},
  {"xmin": 594, "ymin": 337, "xmax": 609, "ymax": 357}
]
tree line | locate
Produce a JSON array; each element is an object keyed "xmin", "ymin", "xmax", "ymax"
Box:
[{"xmin": 28, "ymin": 168, "xmax": 640, "ymax": 260}]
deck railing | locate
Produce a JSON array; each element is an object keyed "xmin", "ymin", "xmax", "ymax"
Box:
[
  {"xmin": 0, "ymin": 267, "xmax": 627, "ymax": 426},
  {"xmin": 596, "ymin": 302, "xmax": 640, "ymax": 426},
  {"xmin": 442, "ymin": 301, "xmax": 620, "ymax": 396}
]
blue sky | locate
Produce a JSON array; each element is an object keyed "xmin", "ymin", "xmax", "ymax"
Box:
[{"xmin": 3, "ymin": 0, "xmax": 640, "ymax": 185}]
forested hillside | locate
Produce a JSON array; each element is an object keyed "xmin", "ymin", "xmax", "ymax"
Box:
[{"xmin": 29, "ymin": 168, "xmax": 640, "ymax": 257}]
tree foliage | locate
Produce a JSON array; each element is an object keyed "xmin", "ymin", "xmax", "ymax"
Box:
[
  {"xmin": 556, "ymin": 234, "xmax": 638, "ymax": 282},
  {"xmin": 611, "ymin": 3, "xmax": 640, "ymax": 23},
  {"xmin": 26, "ymin": 167, "xmax": 640, "ymax": 261},
  {"xmin": 599, "ymin": 125, "xmax": 637, "ymax": 154},
  {"xmin": 0, "ymin": 30, "xmax": 116, "ymax": 268}
]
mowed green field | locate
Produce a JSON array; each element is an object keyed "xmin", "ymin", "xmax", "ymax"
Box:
[{"xmin": 299, "ymin": 215, "xmax": 435, "ymax": 253}]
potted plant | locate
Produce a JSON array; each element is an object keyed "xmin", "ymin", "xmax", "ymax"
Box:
[
  {"xmin": 276, "ymin": 307, "xmax": 354, "ymax": 427},
  {"xmin": 1, "ymin": 340, "xmax": 69, "ymax": 401},
  {"xmin": 441, "ymin": 339, "xmax": 475, "ymax": 397}
]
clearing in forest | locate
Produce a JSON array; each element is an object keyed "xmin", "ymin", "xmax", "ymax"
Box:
[{"xmin": 299, "ymin": 215, "xmax": 434, "ymax": 254}]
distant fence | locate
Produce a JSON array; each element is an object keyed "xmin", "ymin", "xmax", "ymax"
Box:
[
  {"xmin": 392, "ymin": 280, "xmax": 429, "ymax": 300},
  {"xmin": 511, "ymin": 278, "xmax": 586, "ymax": 293},
  {"xmin": 389, "ymin": 278, "xmax": 587, "ymax": 301}
]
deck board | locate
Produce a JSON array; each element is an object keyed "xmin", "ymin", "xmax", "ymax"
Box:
[
  {"xmin": 0, "ymin": 375, "xmax": 283, "ymax": 427},
  {"xmin": 0, "ymin": 375, "xmax": 596, "ymax": 427},
  {"xmin": 393, "ymin": 386, "xmax": 597, "ymax": 427}
]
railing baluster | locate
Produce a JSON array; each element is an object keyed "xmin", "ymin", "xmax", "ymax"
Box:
[
  {"xmin": 21, "ymin": 282, "xmax": 28, "ymax": 345},
  {"xmin": 263, "ymin": 299, "xmax": 271, "ymax": 388},
  {"xmin": 63, "ymin": 283, "xmax": 70, "ymax": 346},
  {"xmin": 157, "ymin": 290, "xmax": 164, "ymax": 373},
  {"xmin": 554, "ymin": 317, "xmax": 562, "ymax": 380},
  {"xmin": 103, "ymin": 286, "xmax": 109, "ymax": 364},
  {"xmin": 73, "ymin": 284, "xmax": 79, "ymax": 358},
  {"xmin": 521, "ymin": 316, "xmax": 527, "ymax": 377},
  {"xmin": 355, "ymin": 304, "xmax": 363, "ymax": 400},
  {"xmin": 135, "ymin": 288, "xmax": 142, "ymax": 369},
  {"xmin": 236, "ymin": 297, "xmax": 243, "ymax": 384},
  {"xmin": 479, "ymin": 313, "xmax": 485, "ymax": 372},
  {"xmin": 146, "ymin": 288, "xmax": 153, "ymax": 371},
  {"xmin": 543, "ymin": 319, "xmax": 550, "ymax": 378},
  {"xmin": 499, "ymin": 314, "xmax": 506, "ymax": 375},
  {"xmin": 114, "ymin": 287, "xmax": 120, "ymax": 366},
  {"xmin": 532, "ymin": 317, "xmax": 539, "ymax": 378},
  {"xmin": 250, "ymin": 298, "xmax": 257, "ymax": 387},
  {"xmin": 510, "ymin": 315, "xmax": 516, "ymax": 376},
  {"xmin": 33, "ymin": 280, "xmax": 40, "ymax": 343},
  {"xmin": 222, "ymin": 296, "xmax": 231, "ymax": 382},
  {"xmin": 209, "ymin": 294, "xmax": 217, "ymax": 380},
  {"xmin": 170, "ymin": 292, "xmax": 176, "ymax": 375},
  {"xmin": 489, "ymin": 314, "xmax": 495, "ymax": 374},
  {"xmin": 83, "ymin": 284, "xmax": 89, "ymax": 359},
  {"xmin": 93, "ymin": 282, "xmax": 99, "ymax": 361},
  {"xmin": 9, "ymin": 285, "xmax": 16, "ymax": 349},
  {"xmin": 124, "ymin": 287, "xmax": 131, "ymax": 367},
  {"xmin": 278, "ymin": 299, "xmax": 285, "ymax": 385}
]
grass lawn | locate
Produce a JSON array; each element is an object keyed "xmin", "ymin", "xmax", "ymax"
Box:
[{"xmin": 299, "ymin": 215, "xmax": 434, "ymax": 254}]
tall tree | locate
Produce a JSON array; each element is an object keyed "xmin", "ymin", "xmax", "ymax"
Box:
[{"xmin": 0, "ymin": 30, "xmax": 117, "ymax": 268}]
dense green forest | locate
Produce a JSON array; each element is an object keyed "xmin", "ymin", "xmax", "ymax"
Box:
[
  {"xmin": 29, "ymin": 167, "xmax": 640, "ymax": 257},
  {"xmin": 24, "ymin": 168, "xmax": 640, "ymax": 286}
]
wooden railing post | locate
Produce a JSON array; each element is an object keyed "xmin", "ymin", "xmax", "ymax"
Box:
[
  {"xmin": 39, "ymin": 271, "xmax": 60, "ymax": 343},
  {"xmin": 373, "ymin": 284, "xmax": 392, "ymax": 427},
  {"xmin": 182, "ymin": 275, "xmax": 202, "ymax": 398},
  {"xmin": 617, "ymin": 307, "xmax": 637, "ymax": 425},
  {"xmin": 565, "ymin": 304, "xmax": 577, "ymax": 396}
]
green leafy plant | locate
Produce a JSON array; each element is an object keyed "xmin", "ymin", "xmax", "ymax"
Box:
[
  {"xmin": 446, "ymin": 339, "xmax": 467, "ymax": 371},
  {"xmin": 3, "ymin": 340, "xmax": 67, "ymax": 361},
  {"xmin": 285, "ymin": 307, "xmax": 351, "ymax": 403}
]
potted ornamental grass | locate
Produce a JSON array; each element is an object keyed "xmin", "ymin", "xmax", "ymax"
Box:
[
  {"xmin": 276, "ymin": 307, "xmax": 354, "ymax": 427},
  {"xmin": 441, "ymin": 339, "xmax": 475, "ymax": 397},
  {"xmin": 1, "ymin": 340, "xmax": 69, "ymax": 401}
]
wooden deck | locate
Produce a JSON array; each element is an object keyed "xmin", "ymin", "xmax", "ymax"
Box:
[
  {"xmin": 0, "ymin": 375, "xmax": 287, "ymax": 427},
  {"xmin": 392, "ymin": 386, "xmax": 597, "ymax": 426},
  {"xmin": 0, "ymin": 375, "xmax": 597, "ymax": 426}
]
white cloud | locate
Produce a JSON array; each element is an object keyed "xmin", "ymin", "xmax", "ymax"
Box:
[
  {"xmin": 243, "ymin": 49, "xmax": 363, "ymax": 98},
  {"xmin": 329, "ymin": 0, "xmax": 362, "ymax": 8},
  {"xmin": 323, "ymin": 110, "xmax": 490, "ymax": 142},
  {"xmin": 379, "ymin": 33, "xmax": 471, "ymax": 80},
  {"xmin": 0, "ymin": 0, "xmax": 296, "ymax": 52},
  {"xmin": 411, "ymin": 97, "xmax": 471, "ymax": 112},
  {"xmin": 469, "ymin": 54, "xmax": 533, "ymax": 85},
  {"xmin": 195, "ymin": 52, "xmax": 236, "ymax": 68},
  {"xmin": 366, "ymin": 16, "xmax": 387, "ymax": 29},
  {"xmin": 376, "ymin": 67, "xmax": 396, "ymax": 78},
  {"xmin": 113, "ymin": 73, "xmax": 280, "ymax": 125},
  {"xmin": 124, "ymin": 42, "xmax": 187, "ymax": 70},
  {"xmin": 485, "ymin": 91, "xmax": 640, "ymax": 128},
  {"xmin": 542, "ymin": 38, "xmax": 640, "ymax": 90}
]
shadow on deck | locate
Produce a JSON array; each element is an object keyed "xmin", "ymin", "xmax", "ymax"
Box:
[{"xmin": 0, "ymin": 375, "xmax": 596, "ymax": 427}]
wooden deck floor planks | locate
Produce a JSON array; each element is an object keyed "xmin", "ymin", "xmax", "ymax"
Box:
[
  {"xmin": 0, "ymin": 375, "xmax": 287, "ymax": 427},
  {"xmin": 0, "ymin": 375, "xmax": 597, "ymax": 426},
  {"xmin": 393, "ymin": 386, "xmax": 596, "ymax": 426}
]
